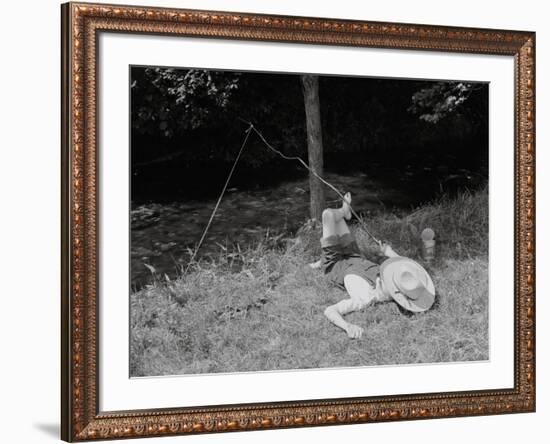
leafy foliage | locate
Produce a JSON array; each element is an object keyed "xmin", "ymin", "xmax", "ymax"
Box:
[
  {"xmin": 130, "ymin": 67, "xmax": 488, "ymax": 203},
  {"xmin": 408, "ymin": 82, "xmax": 483, "ymax": 123},
  {"xmin": 132, "ymin": 67, "xmax": 240, "ymax": 137}
]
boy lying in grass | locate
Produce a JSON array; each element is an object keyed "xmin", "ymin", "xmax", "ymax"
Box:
[{"xmin": 311, "ymin": 193, "xmax": 436, "ymax": 339}]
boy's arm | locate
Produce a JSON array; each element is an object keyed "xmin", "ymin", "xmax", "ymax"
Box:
[
  {"xmin": 324, "ymin": 299, "xmax": 365, "ymax": 339},
  {"xmin": 380, "ymin": 242, "xmax": 399, "ymax": 258}
]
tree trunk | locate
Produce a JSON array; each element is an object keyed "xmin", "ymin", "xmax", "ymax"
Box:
[{"xmin": 301, "ymin": 75, "xmax": 325, "ymax": 221}]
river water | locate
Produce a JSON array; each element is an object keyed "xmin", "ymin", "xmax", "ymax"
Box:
[{"xmin": 130, "ymin": 172, "xmax": 421, "ymax": 288}]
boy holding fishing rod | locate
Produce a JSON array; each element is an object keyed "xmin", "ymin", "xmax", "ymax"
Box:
[
  {"xmin": 185, "ymin": 123, "xmax": 435, "ymax": 340},
  {"xmin": 312, "ymin": 193, "xmax": 436, "ymax": 339}
]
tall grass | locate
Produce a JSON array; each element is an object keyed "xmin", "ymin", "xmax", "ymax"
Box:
[
  {"xmin": 130, "ymin": 187, "xmax": 488, "ymax": 376},
  {"xmin": 354, "ymin": 185, "xmax": 488, "ymax": 262}
]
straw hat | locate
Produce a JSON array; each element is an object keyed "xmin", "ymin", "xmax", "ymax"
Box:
[{"xmin": 379, "ymin": 257, "xmax": 435, "ymax": 312}]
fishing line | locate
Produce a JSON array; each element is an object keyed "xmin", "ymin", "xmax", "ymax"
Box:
[
  {"xmin": 184, "ymin": 124, "xmax": 253, "ymax": 273},
  {"xmin": 185, "ymin": 122, "xmax": 381, "ymax": 272},
  {"xmin": 249, "ymin": 123, "xmax": 381, "ymax": 245}
]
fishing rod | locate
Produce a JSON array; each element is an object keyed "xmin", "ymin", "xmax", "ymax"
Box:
[
  {"xmin": 247, "ymin": 122, "xmax": 381, "ymax": 246},
  {"xmin": 185, "ymin": 121, "xmax": 382, "ymax": 273}
]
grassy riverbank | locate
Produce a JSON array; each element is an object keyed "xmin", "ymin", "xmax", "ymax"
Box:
[{"xmin": 130, "ymin": 187, "xmax": 488, "ymax": 376}]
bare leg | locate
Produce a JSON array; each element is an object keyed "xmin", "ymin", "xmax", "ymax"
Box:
[
  {"xmin": 310, "ymin": 192, "xmax": 352, "ymax": 270},
  {"xmin": 335, "ymin": 218, "xmax": 351, "ymax": 236},
  {"xmin": 322, "ymin": 192, "xmax": 352, "ymax": 238}
]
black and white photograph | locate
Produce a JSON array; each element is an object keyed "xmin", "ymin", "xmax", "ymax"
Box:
[
  {"xmin": 129, "ymin": 66, "xmax": 489, "ymax": 377},
  {"xmin": 1, "ymin": 0, "xmax": 546, "ymax": 441}
]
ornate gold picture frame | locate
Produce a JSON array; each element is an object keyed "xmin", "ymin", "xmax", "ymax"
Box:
[{"xmin": 61, "ymin": 2, "xmax": 535, "ymax": 441}]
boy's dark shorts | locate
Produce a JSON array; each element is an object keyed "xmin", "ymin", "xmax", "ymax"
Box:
[{"xmin": 321, "ymin": 233, "xmax": 380, "ymax": 289}]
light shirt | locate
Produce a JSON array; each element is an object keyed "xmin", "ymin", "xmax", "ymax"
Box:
[{"xmin": 335, "ymin": 274, "xmax": 392, "ymax": 316}]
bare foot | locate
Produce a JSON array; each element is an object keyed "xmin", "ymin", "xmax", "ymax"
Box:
[{"xmin": 341, "ymin": 192, "xmax": 352, "ymax": 220}]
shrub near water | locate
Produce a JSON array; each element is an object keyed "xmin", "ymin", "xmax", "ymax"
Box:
[{"xmin": 130, "ymin": 188, "xmax": 488, "ymax": 376}]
